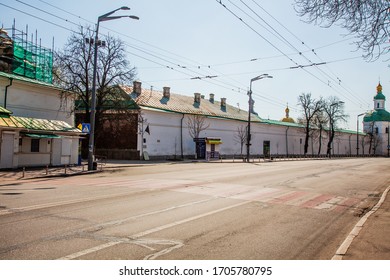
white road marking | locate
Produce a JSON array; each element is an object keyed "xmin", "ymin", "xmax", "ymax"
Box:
[
  {"xmin": 57, "ymin": 200, "xmax": 250, "ymax": 260},
  {"xmin": 0, "ymin": 190, "xmax": 149, "ymax": 216}
]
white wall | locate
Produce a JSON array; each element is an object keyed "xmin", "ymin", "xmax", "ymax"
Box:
[
  {"xmin": 363, "ymin": 121, "xmax": 390, "ymax": 155},
  {"xmin": 0, "ymin": 131, "xmax": 17, "ymax": 168},
  {"xmin": 0, "ymin": 77, "xmax": 81, "ymax": 168},
  {"xmin": 140, "ymin": 110, "xmax": 183, "ymax": 158},
  {"xmin": 0, "ymin": 77, "xmax": 74, "ymax": 125},
  {"xmin": 140, "ymin": 109, "xmax": 360, "ymax": 159}
]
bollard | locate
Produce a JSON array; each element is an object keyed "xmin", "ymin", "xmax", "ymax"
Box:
[
  {"xmin": 22, "ymin": 167, "xmax": 25, "ymax": 178},
  {"xmin": 64, "ymin": 165, "xmax": 67, "ymax": 175},
  {"xmin": 46, "ymin": 165, "xmax": 48, "ymax": 175}
]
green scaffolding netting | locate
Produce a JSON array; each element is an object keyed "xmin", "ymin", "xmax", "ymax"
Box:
[{"xmin": 12, "ymin": 39, "xmax": 53, "ymax": 83}]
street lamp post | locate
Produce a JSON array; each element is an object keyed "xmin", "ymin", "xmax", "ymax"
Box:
[
  {"xmin": 387, "ymin": 122, "xmax": 389, "ymax": 157},
  {"xmin": 246, "ymin": 74, "xmax": 273, "ymax": 163},
  {"xmin": 356, "ymin": 113, "xmax": 365, "ymax": 156},
  {"xmin": 88, "ymin": 7, "xmax": 139, "ymax": 171}
]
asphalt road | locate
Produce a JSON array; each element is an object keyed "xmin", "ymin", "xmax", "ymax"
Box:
[{"xmin": 0, "ymin": 158, "xmax": 389, "ymax": 260}]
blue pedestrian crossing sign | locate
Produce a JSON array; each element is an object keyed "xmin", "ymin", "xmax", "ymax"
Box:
[{"xmin": 81, "ymin": 123, "xmax": 90, "ymax": 134}]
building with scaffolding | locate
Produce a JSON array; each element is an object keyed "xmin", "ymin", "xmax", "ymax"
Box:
[
  {"xmin": 0, "ymin": 24, "xmax": 53, "ymax": 83},
  {"xmin": 0, "ymin": 24, "xmax": 82, "ymax": 169}
]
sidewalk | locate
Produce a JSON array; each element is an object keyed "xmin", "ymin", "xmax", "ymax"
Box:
[
  {"xmin": 0, "ymin": 160, "xmax": 389, "ymax": 260},
  {"xmin": 339, "ymin": 185, "xmax": 390, "ymax": 260},
  {"xmin": 0, "ymin": 160, "xmax": 168, "ymax": 181}
]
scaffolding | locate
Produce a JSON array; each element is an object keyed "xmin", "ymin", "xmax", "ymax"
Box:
[{"xmin": 0, "ymin": 22, "xmax": 53, "ymax": 83}]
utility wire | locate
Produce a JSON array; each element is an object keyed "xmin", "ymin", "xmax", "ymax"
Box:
[
  {"xmin": 2, "ymin": 1, "xmax": 366, "ymax": 117},
  {"xmin": 249, "ymin": 0, "xmax": 369, "ymax": 107},
  {"xmin": 217, "ymin": 0, "xmax": 368, "ymax": 108},
  {"xmin": 0, "ymin": 3, "xmax": 74, "ymax": 33}
]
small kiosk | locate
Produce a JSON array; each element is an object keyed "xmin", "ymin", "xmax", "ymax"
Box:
[{"xmin": 194, "ymin": 137, "xmax": 222, "ymax": 160}]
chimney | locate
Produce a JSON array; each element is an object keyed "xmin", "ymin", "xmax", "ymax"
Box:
[
  {"xmin": 194, "ymin": 92, "xmax": 201, "ymax": 103},
  {"xmin": 163, "ymin": 86, "xmax": 170, "ymax": 98},
  {"xmin": 133, "ymin": 81, "xmax": 142, "ymax": 96},
  {"xmin": 221, "ymin": 97, "xmax": 226, "ymax": 108},
  {"xmin": 209, "ymin": 93, "xmax": 215, "ymax": 103}
]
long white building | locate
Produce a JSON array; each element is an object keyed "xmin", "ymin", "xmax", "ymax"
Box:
[{"xmin": 119, "ymin": 81, "xmax": 365, "ymax": 160}]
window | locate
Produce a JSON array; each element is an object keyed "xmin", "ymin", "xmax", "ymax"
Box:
[
  {"xmin": 31, "ymin": 139, "xmax": 40, "ymax": 152},
  {"xmin": 386, "ymin": 127, "xmax": 389, "ymax": 134},
  {"xmin": 375, "ymin": 127, "xmax": 379, "ymax": 134}
]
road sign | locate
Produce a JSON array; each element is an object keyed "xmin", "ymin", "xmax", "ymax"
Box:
[{"xmin": 82, "ymin": 123, "xmax": 90, "ymax": 134}]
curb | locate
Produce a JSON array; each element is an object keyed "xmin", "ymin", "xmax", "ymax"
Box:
[{"xmin": 332, "ymin": 185, "xmax": 390, "ymax": 260}]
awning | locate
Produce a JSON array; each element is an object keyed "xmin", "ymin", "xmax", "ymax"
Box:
[
  {"xmin": 206, "ymin": 139, "xmax": 223, "ymax": 145},
  {"xmin": 23, "ymin": 133, "xmax": 61, "ymax": 139}
]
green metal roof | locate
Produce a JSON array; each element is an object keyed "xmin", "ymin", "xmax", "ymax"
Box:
[
  {"xmin": 23, "ymin": 133, "xmax": 61, "ymax": 139},
  {"xmin": 363, "ymin": 109, "xmax": 390, "ymax": 122},
  {"xmin": 75, "ymin": 86, "xmax": 139, "ymax": 111},
  {"xmin": 0, "ymin": 107, "xmax": 81, "ymax": 134},
  {"xmin": 0, "ymin": 106, "xmax": 13, "ymax": 118},
  {"xmin": 374, "ymin": 92, "xmax": 386, "ymax": 100},
  {"xmin": 261, "ymin": 118, "xmax": 304, "ymax": 128},
  {"xmin": 0, "ymin": 71, "xmax": 63, "ymax": 91}
]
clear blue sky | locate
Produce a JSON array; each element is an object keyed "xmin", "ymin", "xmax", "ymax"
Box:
[{"xmin": 1, "ymin": 0, "xmax": 389, "ymax": 130}]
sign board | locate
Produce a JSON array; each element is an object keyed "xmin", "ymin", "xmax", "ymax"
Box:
[{"xmin": 82, "ymin": 123, "xmax": 90, "ymax": 134}]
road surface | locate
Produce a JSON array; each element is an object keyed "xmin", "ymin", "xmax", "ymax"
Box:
[{"xmin": 0, "ymin": 158, "xmax": 389, "ymax": 259}]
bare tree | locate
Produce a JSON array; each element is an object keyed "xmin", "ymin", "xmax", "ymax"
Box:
[
  {"xmin": 53, "ymin": 26, "xmax": 137, "ymax": 156},
  {"xmin": 366, "ymin": 121, "xmax": 381, "ymax": 155},
  {"xmin": 297, "ymin": 93, "xmax": 323, "ymax": 156},
  {"xmin": 234, "ymin": 125, "xmax": 247, "ymax": 156},
  {"xmin": 323, "ymin": 97, "xmax": 348, "ymax": 157},
  {"xmin": 294, "ymin": 0, "xmax": 390, "ymax": 60},
  {"xmin": 187, "ymin": 114, "xmax": 210, "ymax": 139},
  {"xmin": 311, "ymin": 110, "xmax": 328, "ymax": 155}
]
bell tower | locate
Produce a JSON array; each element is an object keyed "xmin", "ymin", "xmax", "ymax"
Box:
[{"xmin": 374, "ymin": 83, "xmax": 385, "ymax": 110}]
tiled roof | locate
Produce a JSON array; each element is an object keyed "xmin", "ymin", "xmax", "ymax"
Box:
[{"xmin": 119, "ymin": 85, "xmax": 261, "ymax": 123}]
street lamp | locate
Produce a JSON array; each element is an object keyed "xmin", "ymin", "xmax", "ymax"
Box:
[
  {"xmin": 246, "ymin": 74, "xmax": 273, "ymax": 163},
  {"xmin": 356, "ymin": 112, "xmax": 365, "ymax": 156},
  {"xmin": 387, "ymin": 122, "xmax": 390, "ymax": 157},
  {"xmin": 88, "ymin": 7, "xmax": 139, "ymax": 171}
]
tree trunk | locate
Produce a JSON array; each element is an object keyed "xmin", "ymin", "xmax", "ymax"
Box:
[
  {"xmin": 318, "ymin": 125, "xmax": 322, "ymax": 155},
  {"xmin": 304, "ymin": 123, "xmax": 310, "ymax": 155},
  {"xmin": 327, "ymin": 126, "xmax": 335, "ymax": 158}
]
